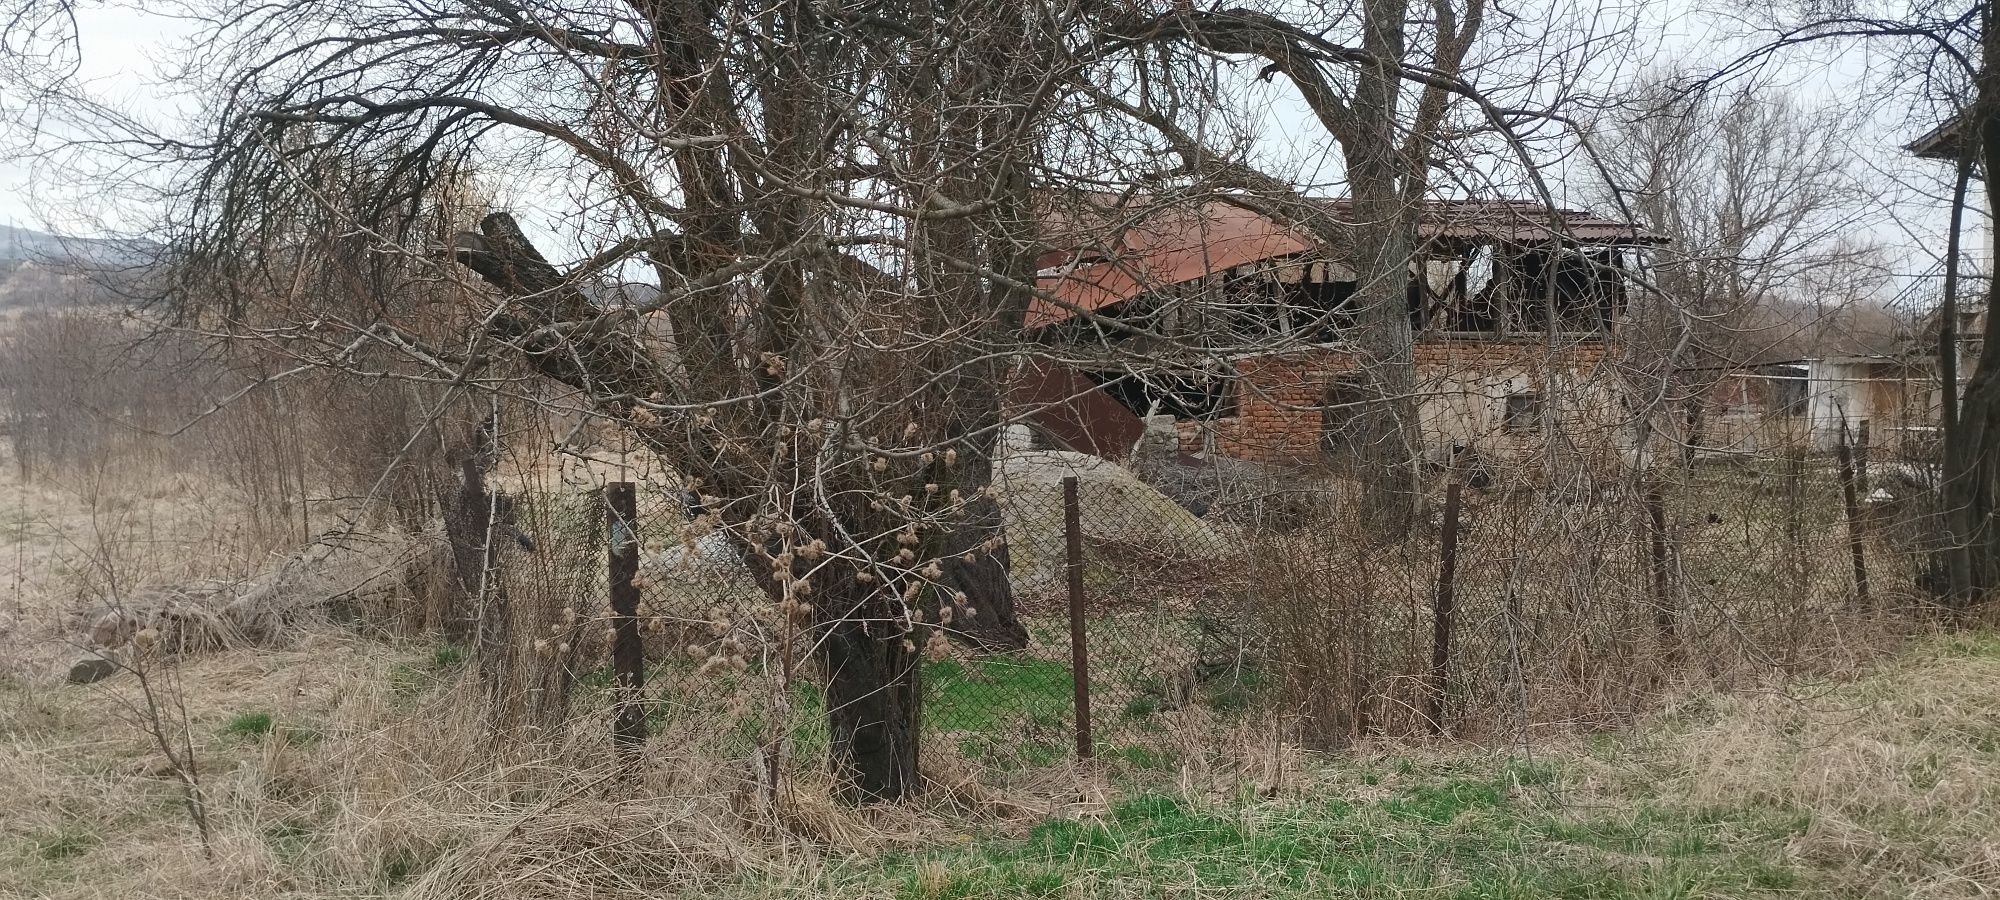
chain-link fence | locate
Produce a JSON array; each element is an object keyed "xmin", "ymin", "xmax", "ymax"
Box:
[{"xmin": 480, "ymin": 419, "xmax": 1926, "ymax": 787}]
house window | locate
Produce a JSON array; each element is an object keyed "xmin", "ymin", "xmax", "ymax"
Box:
[
  {"xmin": 1505, "ymin": 249, "xmax": 1620, "ymax": 333},
  {"xmin": 1284, "ymin": 278, "xmax": 1356, "ymax": 343},
  {"xmin": 1769, "ymin": 377, "xmax": 1807, "ymax": 417},
  {"xmin": 1502, "ymin": 392, "xmax": 1543, "ymax": 432}
]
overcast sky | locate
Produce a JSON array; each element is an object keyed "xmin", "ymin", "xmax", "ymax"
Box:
[
  {"xmin": 0, "ymin": 1, "xmax": 1971, "ymax": 301},
  {"xmin": 0, "ymin": 4, "xmax": 197, "ymax": 229}
]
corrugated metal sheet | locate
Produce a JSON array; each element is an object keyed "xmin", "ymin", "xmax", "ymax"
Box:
[
  {"xmin": 1906, "ymin": 117, "xmax": 1962, "ymax": 160},
  {"xmin": 1400, "ymin": 199, "xmax": 1663, "ymax": 244},
  {"xmin": 1028, "ymin": 195, "xmax": 1659, "ymax": 330},
  {"xmin": 1005, "ymin": 357, "xmax": 1147, "ymax": 460},
  {"xmin": 1005, "ymin": 358, "xmax": 1219, "ymax": 470},
  {"xmin": 1032, "ymin": 202, "xmax": 1314, "ymax": 330}
]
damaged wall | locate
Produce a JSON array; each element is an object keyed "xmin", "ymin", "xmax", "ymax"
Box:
[{"xmin": 1177, "ymin": 338, "xmax": 1614, "ymax": 466}]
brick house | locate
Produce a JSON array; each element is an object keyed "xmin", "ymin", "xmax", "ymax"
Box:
[{"xmin": 1009, "ymin": 194, "xmax": 1661, "ymax": 468}]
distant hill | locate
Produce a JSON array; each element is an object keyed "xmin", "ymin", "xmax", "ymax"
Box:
[
  {"xmin": 0, "ymin": 223, "xmax": 159, "ymax": 267},
  {"xmin": 0, "ymin": 224, "xmax": 161, "ymax": 312},
  {"xmin": 0, "ymin": 223, "xmax": 66, "ymax": 260}
]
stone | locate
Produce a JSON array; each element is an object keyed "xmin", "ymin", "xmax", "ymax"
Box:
[
  {"xmin": 66, "ymin": 651, "xmax": 121, "ymax": 684},
  {"xmin": 1128, "ymin": 414, "xmax": 1183, "ymax": 468},
  {"xmin": 999, "ymin": 424, "xmax": 1038, "ymax": 455},
  {"xmin": 640, "ymin": 530, "xmax": 765, "ymax": 623},
  {"xmin": 990, "ymin": 449, "xmax": 1226, "ymax": 592},
  {"xmin": 655, "ymin": 530, "xmax": 743, "ymax": 577},
  {"xmin": 88, "ymin": 610, "xmax": 134, "ymax": 648}
]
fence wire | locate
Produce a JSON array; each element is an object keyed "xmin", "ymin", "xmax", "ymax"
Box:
[{"xmin": 493, "ymin": 421, "xmax": 1929, "ymax": 784}]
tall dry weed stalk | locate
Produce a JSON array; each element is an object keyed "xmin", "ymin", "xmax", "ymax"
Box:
[
  {"xmin": 1248, "ymin": 516, "xmax": 1432, "ymax": 748},
  {"xmin": 485, "ymin": 482, "xmax": 598, "ymax": 744},
  {"xmin": 1233, "ymin": 457, "xmax": 1907, "ymax": 748},
  {"xmin": 61, "ymin": 485, "xmax": 219, "ymax": 855}
]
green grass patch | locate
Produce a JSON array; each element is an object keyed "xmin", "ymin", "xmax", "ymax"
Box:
[
  {"xmin": 1102, "ymin": 744, "xmax": 1170, "ymax": 770},
  {"xmin": 389, "ymin": 642, "xmax": 469, "ymax": 698},
  {"xmin": 842, "ymin": 755, "xmax": 1814, "ymax": 900},
  {"xmin": 220, "ymin": 709, "xmax": 318, "ymax": 746},
  {"xmin": 1937, "ymin": 632, "xmax": 2000, "ymax": 659},
  {"xmin": 263, "ymin": 819, "xmax": 316, "ymax": 868},
  {"xmin": 222, "ymin": 710, "xmax": 276, "ymax": 739},
  {"xmin": 1381, "ymin": 776, "xmax": 1505, "ymax": 824},
  {"xmin": 925, "ymin": 656, "xmax": 1073, "ymax": 734},
  {"xmin": 430, "ymin": 644, "xmax": 467, "ymax": 668},
  {"xmin": 926, "ymin": 656, "xmax": 1074, "ymax": 770},
  {"xmin": 32, "ymin": 828, "xmax": 97, "ymax": 862}
]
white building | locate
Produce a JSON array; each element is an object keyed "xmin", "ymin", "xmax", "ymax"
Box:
[{"xmin": 1803, "ymin": 355, "xmax": 1935, "ymax": 453}]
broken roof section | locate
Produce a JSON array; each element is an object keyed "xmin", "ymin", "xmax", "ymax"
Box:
[
  {"xmin": 1029, "ymin": 193, "xmax": 1661, "ymax": 330},
  {"xmin": 1905, "ymin": 116, "xmax": 1965, "ymax": 161}
]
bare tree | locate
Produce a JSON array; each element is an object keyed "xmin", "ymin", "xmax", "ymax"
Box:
[
  {"xmin": 0, "ymin": 0, "xmax": 1641, "ymax": 799},
  {"xmin": 143, "ymin": 0, "xmax": 1072, "ymax": 801},
  {"xmin": 1591, "ymin": 74, "xmax": 1882, "ymax": 459},
  {"xmin": 1703, "ymin": 0, "xmax": 1999, "ymax": 610}
]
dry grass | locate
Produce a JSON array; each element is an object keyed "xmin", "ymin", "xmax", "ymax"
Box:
[
  {"xmin": 8, "ymin": 628, "xmax": 2000, "ymax": 898},
  {"xmin": 0, "ymin": 455, "xmax": 320, "ymax": 673},
  {"xmin": 5, "ymin": 418, "xmax": 1998, "ymax": 899},
  {"xmin": 1587, "ymin": 631, "xmax": 2000, "ymax": 897},
  {"xmin": 0, "ymin": 633, "xmax": 1107, "ymax": 900}
]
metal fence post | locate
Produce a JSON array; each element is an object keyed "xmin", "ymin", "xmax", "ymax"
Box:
[
  {"xmin": 1785, "ymin": 447, "xmax": 1807, "ymax": 594},
  {"xmin": 1645, "ymin": 485, "xmax": 1675, "ymax": 646},
  {"xmin": 1837, "ymin": 422, "xmax": 1872, "ymax": 609},
  {"xmin": 1063, "ymin": 475, "xmax": 1093, "ymax": 761},
  {"xmin": 1427, "ymin": 482, "xmax": 1461, "ymax": 734},
  {"xmin": 1855, "ymin": 419, "xmax": 1871, "ymax": 495},
  {"xmin": 606, "ymin": 482, "xmax": 647, "ymax": 755}
]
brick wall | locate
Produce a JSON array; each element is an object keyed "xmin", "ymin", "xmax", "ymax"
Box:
[
  {"xmin": 1207, "ymin": 349, "xmax": 1357, "ymax": 462},
  {"xmin": 1194, "ymin": 337, "xmax": 1612, "ymax": 465}
]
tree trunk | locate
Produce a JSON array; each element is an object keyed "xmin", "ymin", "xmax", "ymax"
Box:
[
  {"xmin": 817, "ymin": 581, "xmax": 924, "ymax": 802},
  {"xmin": 1936, "ymin": 13, "xmax": 2000, "ymax": 615},
  {"xmin": 1934, "ymin": 157, "xmax": 1974, "ymax": 608},
  {"xmin": 936, "ymin": 493, "xmax": 1028, "ymax": 652},
  {"xmin": 1342, "ymin": 218, "xmax": 1422, "ymax": 538},
  {"xmin": 1944, "ymin": 366, "xmax": 2000, "ymax": 613},
  {"xmin": 448, "ymin": 212, "xmax": 1029, "ymax": 799},
  {"xmin": 1342, "ymin": 181, "xmax": 1422, "ymax": 536},
  {"xmin": 1340, "ymin": 0, "xmax": 1422, "ymax": 539},
  {"xmin": 443, "ymin": 454, "xmax": 494, "ymax": 643}
]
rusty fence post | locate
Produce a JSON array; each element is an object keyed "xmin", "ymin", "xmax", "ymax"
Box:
[
  {"xmin": 1644, "ymin": 484, "xmax": 1676, "ymax": 646},
  {"xmin": 605, "ymin": 482, "xmax": 647, "ymax": 756},
  {"xmin": 1855, "ymin": 419, "xmax": 1871, "ymax": 496},
  {"xmin": 1063, "ymin": 475, "xmax": 1093, "ymax": 761},
  {"xmin": 1785, "ymin": 449, "xmax": 1805, "ymax": 581},
  {"xmin": 1427, "ymin": 482, "xmax": 1462, "ymax": 735},
  {"xmin": 1836, "ymin": 422, "xmax": 1872, "ymax": 609}
]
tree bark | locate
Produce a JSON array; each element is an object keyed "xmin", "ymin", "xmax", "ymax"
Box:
[
  {"xmin": 1934, "ymin": 157, "xmax": 1974, "ymax": 607},
  {"xmin": 443, "ymin": 454, "xmax": 497, "ymax": 643},
  {"xmin": 1936, "ymin": 11, "xmax": 2000, "ymax": 615},
  {"xmin": 817, "ymin": 579, "xmax": 924, "ymax": 802},
  {"xmin": 936, "ymin": 493, "xmax": 1029, "ymax": 652},
  {"xmin": 1340, "ymin": 0, "xmax": 1423, "ymax": 538}
]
